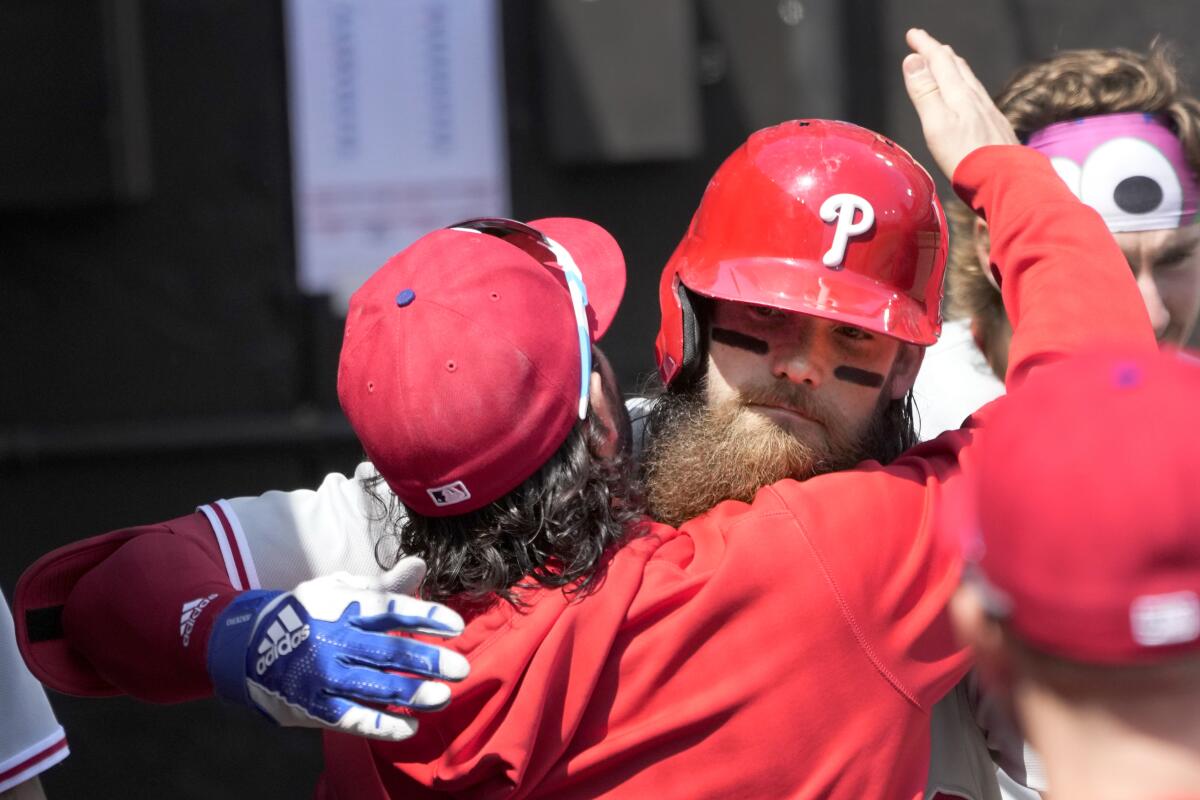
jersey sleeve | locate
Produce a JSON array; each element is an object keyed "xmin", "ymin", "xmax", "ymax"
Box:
[
  {"xmin": 60, "ymin": 519, "xmax": 238, "ymax": 702},
  {"xmin": 0, "ymin": 591, "xmax": 69, "ymax": 794},
  {"xmin": 15, "ymin": 513, "xmax": 237, "ymax": 702},
  {"xmin": 202, "ymin": 462, "xmax": 393, "ymax": 591}
]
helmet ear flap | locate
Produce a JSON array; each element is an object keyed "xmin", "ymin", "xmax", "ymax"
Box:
[{"xmin": 674, "ymin": 283, "xmax": 708, "ymax": 390}]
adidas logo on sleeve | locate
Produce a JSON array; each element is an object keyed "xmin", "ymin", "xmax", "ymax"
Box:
[
  {"xmin": 180, "ymin": 594, "xmax": 219, "ymax": 647},
  {"xmin": 255, "ymin": 603, "xmax": 311, "ymax": 675}
]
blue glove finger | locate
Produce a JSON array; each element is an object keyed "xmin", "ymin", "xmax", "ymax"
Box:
[
  {"xmin": 337, "ymin": 628, "xmax": 469, "ymax": 680},
  {"xmin": 324, "ymin": 665, "xmax": 452, "ymax": 710}
]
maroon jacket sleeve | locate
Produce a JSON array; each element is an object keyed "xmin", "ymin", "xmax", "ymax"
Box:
[{"xmin": 20, "ymin": 513, "xmax": 238, "ymax": 703}]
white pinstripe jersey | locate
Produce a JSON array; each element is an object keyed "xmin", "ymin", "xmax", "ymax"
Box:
[{"xmin": 1, "ymin": 590, "xmax": 68, "ymax": 792}]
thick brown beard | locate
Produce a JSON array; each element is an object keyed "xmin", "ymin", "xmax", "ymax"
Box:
[{"xmin": 642, "ymin": 380, "xmax": 892, "ymax": 527}]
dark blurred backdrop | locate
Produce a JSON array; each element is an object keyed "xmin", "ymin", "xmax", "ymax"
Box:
[{"xmin": 2, "ymin": 1, "xmax": 1198, "ymax": 797}]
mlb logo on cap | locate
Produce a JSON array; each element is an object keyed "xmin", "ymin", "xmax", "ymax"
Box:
[
  {"xmin": 427, "ymin": 481, "xmax": 471, "ymax": 508},
  {"xmin": 1131, "ymin": 591, "xmax": 1200, "ymax": 648}
]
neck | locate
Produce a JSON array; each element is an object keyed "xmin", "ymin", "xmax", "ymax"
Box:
[{"xmin": 1016, "ymin": 679, "xmax": 1200, "ymax": 800}]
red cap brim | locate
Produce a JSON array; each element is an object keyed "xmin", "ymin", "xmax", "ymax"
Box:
[{"xmin": 530, "ymin": 217, "xmax": 626, "ymax": 340}]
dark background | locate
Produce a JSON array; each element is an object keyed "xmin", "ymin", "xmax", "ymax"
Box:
[{"xmin": 2, "ymin": 1, "xmax": 1198, "ymax": 797}]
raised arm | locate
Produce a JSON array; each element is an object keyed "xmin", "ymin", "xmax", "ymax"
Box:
[{"xmin": 903, "ymin": 28, "xmax": 1157, "ymax": 385}]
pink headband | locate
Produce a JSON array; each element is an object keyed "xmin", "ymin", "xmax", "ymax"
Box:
[{"xmin": 1027, "ymin": 112, "xmax": 1198, "ymax": 232}]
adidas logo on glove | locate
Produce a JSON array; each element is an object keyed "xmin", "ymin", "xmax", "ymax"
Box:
[{"xmin": 255, "ymin": 603, "xmax": 311, "ymax": 675}]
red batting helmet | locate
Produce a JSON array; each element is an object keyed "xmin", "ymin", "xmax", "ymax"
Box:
[{"xmin": 655, "ymin": 119, "xmax": 948, "ymax": 386}]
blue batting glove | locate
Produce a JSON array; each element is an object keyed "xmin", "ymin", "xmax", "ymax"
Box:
[{"xmin": 206, "ymin": 559, "xmax": 467, "ymax": 742}]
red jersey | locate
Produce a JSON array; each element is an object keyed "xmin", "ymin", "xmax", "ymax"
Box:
[{"xmin": 18, "ymin": 145, "xmax": 1156, "ymax": 799}]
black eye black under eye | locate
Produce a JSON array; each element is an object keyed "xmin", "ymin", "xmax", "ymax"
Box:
[
  {"xmin": 833, "ymin": 365, "xmax": 885, "ymax": 388},
  {"xmin": 711, "ymin": 327, "xmax": 769, "ymax": 355}
]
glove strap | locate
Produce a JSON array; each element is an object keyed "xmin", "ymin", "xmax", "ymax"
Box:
[{"xmin": 206, "ymin": 590, "xmax": 283, "ymax": 707}]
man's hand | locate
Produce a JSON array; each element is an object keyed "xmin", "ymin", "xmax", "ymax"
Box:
[
  {"xmin": 207, "ymin": 557, "xmax": 468, "ymax": 742},
  {"xmin": 902, "ymin": 28, "xmax": 1019, "ymax": 180}
]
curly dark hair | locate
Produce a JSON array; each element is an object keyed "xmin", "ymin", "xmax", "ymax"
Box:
[
  {"xmin": 362, "ymin": 405, "xmax": 647, "ymax": 609},
  {"xmin": 880, "ymin": 392, "xmax": 919, "ymax": 461}
]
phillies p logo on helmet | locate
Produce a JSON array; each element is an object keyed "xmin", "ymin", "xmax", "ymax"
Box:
[
  {"xmin": 819, "ymin": 193, "xmax": 875, "ymax": 268},
  {"xmin": 654, "ymin": 119, "xmax": 948, "ymax": 386}
]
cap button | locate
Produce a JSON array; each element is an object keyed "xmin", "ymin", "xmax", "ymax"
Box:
[
  {"xmin": 395, "ymin": 288, "xmax": 416, "ymax": 307},
  {"xmin": 1114, "ymin": 363, "xmax": 1142, "ymax": 388}
]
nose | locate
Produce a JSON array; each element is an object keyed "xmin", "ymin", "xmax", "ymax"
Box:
[
  {"xmin": 769, "ymin": 337, "xmax": 825, "ymax": 387},
  {"xmin": 1136, "ymin": 272, "xmax": 1171, "ymax": 338}
]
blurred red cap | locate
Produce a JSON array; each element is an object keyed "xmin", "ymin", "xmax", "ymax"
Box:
[{"xmin": 962, "ymin": 349, "xmax": 1200, "ymax": 664}]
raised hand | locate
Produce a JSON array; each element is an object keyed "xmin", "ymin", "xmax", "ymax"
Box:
[
  {"xmin": 901, "ymin": 28, "xmax": 1019, "ymax": 180},
  {"xmin": 206, "ymin": 559, "xmax": 468, "ymax": 742}
]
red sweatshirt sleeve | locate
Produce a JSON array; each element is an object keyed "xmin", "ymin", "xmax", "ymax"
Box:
[
  {"xmin": 952, "ymin": 145, "xmax": 1159, "ymax": 388},
  {"xmin": 58, "ymin": 514, "xmax": 238, "ymax": 702}
]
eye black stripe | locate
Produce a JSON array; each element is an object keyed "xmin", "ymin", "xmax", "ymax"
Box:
[
  {"xmin": 833, "ymin": 365, "xmax": 885, "ymax": 388},
  {"xmin": 711, "ymin": 327, "xmax": 769, "ymax": 355}
]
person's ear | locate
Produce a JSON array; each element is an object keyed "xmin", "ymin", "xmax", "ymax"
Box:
[
  {"xmin": 951, "ymin": 583, "xmax": 1012, "ymax": 688},
  {"xmin": 888, "ymin": 343, "xmax": 925, "ymax": 399},
  {"xmin": 588, "ymin": 371, "xmax": 621, "ymax": 459},
  {"xmin": 970, "ymin": 317, "xmax": 988, "ymax": 355},
  {"xmin": 973, "ymin": 217, "xmax": 994, "ymax": 284}
]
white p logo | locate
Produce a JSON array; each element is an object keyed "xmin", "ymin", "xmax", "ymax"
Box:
[{"xmin": 819, "ymin": 193, "xmax": 875, "ymax": 268}]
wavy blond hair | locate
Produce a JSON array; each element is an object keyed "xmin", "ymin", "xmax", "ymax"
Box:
[{"xmin": 947, "ymin": 42, "xmax": 1200, "ymax": 377}]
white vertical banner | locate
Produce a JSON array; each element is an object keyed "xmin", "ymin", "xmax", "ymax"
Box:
[{"xmin": 285, "ymin": 0, "xmax": 509, "ymax": 306}]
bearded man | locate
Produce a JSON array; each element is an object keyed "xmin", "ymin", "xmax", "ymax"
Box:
[{"xmin": 639, "ymin": 118, "xmax": 928, "ymax": 526}]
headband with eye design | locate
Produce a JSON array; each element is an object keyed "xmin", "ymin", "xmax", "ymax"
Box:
[{"xmin": 1027, "ymin": 112, "xmax": 1199, "ymax": 233}]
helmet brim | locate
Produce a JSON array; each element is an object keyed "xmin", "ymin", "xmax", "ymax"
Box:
[{"xmin": 681, "ymin": 257, "xmax": 941, "ymax": 346}]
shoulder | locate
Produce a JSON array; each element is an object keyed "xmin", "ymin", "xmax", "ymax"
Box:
[
  {"xmin": 765, "ymin": 459, "xmax": 938, "ymax": 536},
  {"xmin": 205, "ymin": 463, "xmax": 391, "ymax": 589}
]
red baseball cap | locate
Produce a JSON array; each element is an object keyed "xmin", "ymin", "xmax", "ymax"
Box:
[
  {"xmin": 960, "ymin": 349, "xmax": 1200, "ymax": 664},
  {"xmin": 337, "ymin": 217, "xmax": 625, "ymax": 517}
]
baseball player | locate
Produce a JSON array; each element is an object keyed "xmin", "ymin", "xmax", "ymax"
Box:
[
  {"xmin": 15, "ymin": 29, "xmax": 1156, "ymax": 798},
  {"xmin": 1, "ymin": 591, "xmax": 68, "ymax": 799},
  {"xmin": 914, "ymin": 42, "xmax": 1200, "ymax": 441},
  {"xmin": 948, "ymin": 349, "xmax": 1200, "ymax": 800},
  {"xmin": 910, "ymin": 43, "xmax": 1200, "ymax": 797}
]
